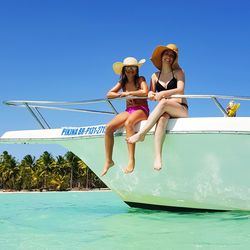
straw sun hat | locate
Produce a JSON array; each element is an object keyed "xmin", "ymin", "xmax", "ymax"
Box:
[
  {"xmin": 112, "ymin": 57, "xmax": 146, "ymax": 75},
  {"xmin": 150, "ymin": 43, "xmax": 180, "ymax": 70}
]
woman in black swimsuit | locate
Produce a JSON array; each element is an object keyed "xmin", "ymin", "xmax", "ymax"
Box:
[{"xmin": 127, "ymin": 44, "xmax": 188, "ymax": 170}]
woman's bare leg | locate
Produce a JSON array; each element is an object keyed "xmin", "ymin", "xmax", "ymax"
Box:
[
  {"xmin": 127, "ymin": 99, "xmax": 188, "ymax": 144},
  {"xmin": 127, "ymin": 100, "xmax": 169, "ymax": 143},
  {"xmin": 123, "ymin": 110, "xmax": 148, "ymax": 174},
  {"xmin": 101, "ymin": 112, "xmax": 129, "ymax": 176},
  {"xmin": 154, "ymin": 113, "xmax": 169, "ymax": 170}
]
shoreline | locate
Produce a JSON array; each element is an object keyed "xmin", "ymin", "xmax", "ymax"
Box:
[{"xmin": 0, "ymin": 188, "xmax": 111, "ymax": 194}]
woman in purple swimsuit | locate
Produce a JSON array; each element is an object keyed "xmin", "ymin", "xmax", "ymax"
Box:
[
  {"xmin": 101, "ymin": 57, "xmax": 149, "ymax": 176},
  {"xmin": 127, "ymin": 44, "xmax": 188, "ymax": 170}
]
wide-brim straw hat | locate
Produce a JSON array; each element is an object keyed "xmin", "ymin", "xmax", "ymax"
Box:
[
  {"xmin": 150, "ymin": 43, "xmax": 180, "ymax": 70},
  {"xmin": 113, "ymin": 57, "xmax": 146, "ymax": 75}
]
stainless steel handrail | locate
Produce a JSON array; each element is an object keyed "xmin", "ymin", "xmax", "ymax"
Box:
[
  {"xmin": 4, "ymin": 94, "xmax": 250, "ymax": 107},
  {"xmin": 171, "ymin": 94, "xmax": 250, "ymax": 101},
  {"xmin": 3, "ymin": 98, "xmax": 120, "ymax": 129},
  {"xmin": 3, "ymin": 95, "xmax": 250, "ymax": 129}
]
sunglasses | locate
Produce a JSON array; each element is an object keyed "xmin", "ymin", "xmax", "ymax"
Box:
[
  {"xmin": 163, "ymin": 50, "xmax": 176, "ymax": 58},
  {"xmin": 124, "ymin": 66, "xmax": 137, "ymax": 72}
]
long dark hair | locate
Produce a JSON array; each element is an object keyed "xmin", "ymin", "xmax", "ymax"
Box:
[{"xmin": 120, "ymin": 67, "xmax": 140, "ymax": 91}]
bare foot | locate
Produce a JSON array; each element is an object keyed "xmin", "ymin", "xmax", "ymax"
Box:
[
  {"xmin": 123, "ymin": 160, "xmax": 135, "ymax": 174},
  {"xmin": 127, "ymin": 133, "xmax": 145, "ymax": 144},
  {"xmin": 153, "ymin": 158, "xmax": 162, "ymax": 171},
  {"xmin": 101, "ymin": 160, "xmax": 114, "ymax": 176}
]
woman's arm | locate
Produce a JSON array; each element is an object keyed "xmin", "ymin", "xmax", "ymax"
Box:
[
  {"xmin": 148, "ymin": 73, "xmax": 157, "ymax": 100},
  {"xmin": 121, "ymin": 76, "xmax": 148, "ymax": 97},
  {"xmin": 106, "ymin": 82, "xmax": 123, "ymax": 99},
  {"xmin": 155, "ymin": 69, "xmax": 185, "ymax": 100}
]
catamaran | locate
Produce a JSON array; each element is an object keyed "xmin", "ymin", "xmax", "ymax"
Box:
[{"xmin": 1, "ymin": 95, "xmax": 250, "ymax": 212}]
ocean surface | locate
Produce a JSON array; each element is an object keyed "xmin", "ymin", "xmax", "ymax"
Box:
[{"xmin": 0, "ymin": 191, "xmax": 250, "ymax": 250}]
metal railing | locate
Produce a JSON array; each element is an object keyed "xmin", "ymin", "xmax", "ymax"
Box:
[
  {"xmin": 3, "ymin": 98, "xmax": 119, "ymax": 129},
  {"xmin": 3, "ymin": 95, "xmax": 250, "ymax": 129}
]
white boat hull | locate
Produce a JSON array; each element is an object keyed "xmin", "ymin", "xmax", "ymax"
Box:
[{"xmin": 1, "ymin": 117, "xmax": 250, "ymax": 211}]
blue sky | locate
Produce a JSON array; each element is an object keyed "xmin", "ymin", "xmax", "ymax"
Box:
[{"xmin": 1, "ymin": 0, "xmax": 250, "ymax": 160}]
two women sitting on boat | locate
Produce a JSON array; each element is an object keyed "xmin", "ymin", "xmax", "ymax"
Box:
[{"xmin": 101, "ymin": 43, "xmax": 188, "ymax": 176}]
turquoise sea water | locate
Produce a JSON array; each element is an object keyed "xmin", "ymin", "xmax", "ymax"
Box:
[{"xmin": 0, "ymin": 192, "xmax": 250, "ymax": 250}]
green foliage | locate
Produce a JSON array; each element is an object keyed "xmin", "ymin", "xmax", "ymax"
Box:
[{"xmin": 0, "ymin": 151, "xmax": 107, "ymax": 191}]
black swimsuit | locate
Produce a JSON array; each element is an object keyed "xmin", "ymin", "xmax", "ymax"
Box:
[
  {"xmin": 156, "ymin": 71, "xmax": 177, "ymax": 91},
  {"xmin": 156, "ymin": 71, "xmax": 188, "ymax": 109}
]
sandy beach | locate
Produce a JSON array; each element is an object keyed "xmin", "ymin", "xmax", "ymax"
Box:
[{"xmin": 0, "ymin": 188, "xmax": 111, "ymax": 194}]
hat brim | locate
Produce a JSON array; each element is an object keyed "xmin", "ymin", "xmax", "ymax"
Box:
[
  {"xmin": 150, "ymin": 46, "xmax": 180, "ymax": 70},
  {"xmin": 113, "ymin": 59, "xmax": 146, "ymax": 75}
]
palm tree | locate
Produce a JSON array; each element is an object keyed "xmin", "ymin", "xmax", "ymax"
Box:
[
  {"xmin": 64, "ymin": 151, "xmax": 79, "ymax": 189},
  {"xmin": 0, "ymin": 151, "xmax": 18, "ymax": 189},
  {"xmin": 18, "ymin": 154, "xmax": 36, "ymax": 190},
  {"xmin": 49, "ymin": 155, "xmax": 70, "ymax": 190},
  {"xmin": 0, "ymin": 150, "xmax": 107, "ymax": 191},
  {"xmin": 77, "ymin": 159, "xmax": 88, "ymax": 189},
  {"xmin": 35, "ymin": 151, "xmax": 55, "ymax": 190}
]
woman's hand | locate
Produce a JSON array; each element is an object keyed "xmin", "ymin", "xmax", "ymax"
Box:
[
  {"xmin": 155, "ymin": 92, "xmax": 165, "ymax": 101},
  {"xmin": 120, "ymin": 91, "xmax": 131, "ymax": 97},
  {"xmin": 148, "ymin": 91, "xmax": 156, "ymax": 100}
]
